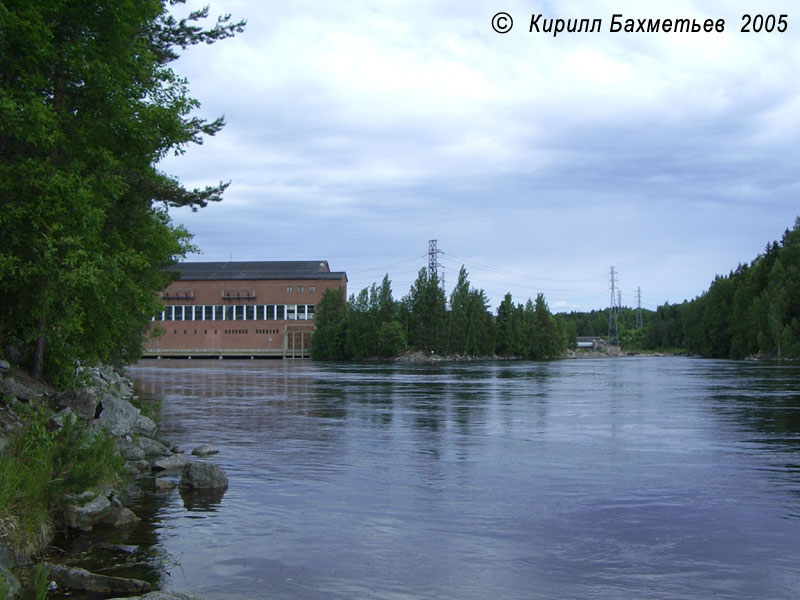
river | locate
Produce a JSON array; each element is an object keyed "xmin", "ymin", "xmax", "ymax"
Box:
[{"xmin": 124, "ymin": 357, "xmax": 800, "ymax": 599}]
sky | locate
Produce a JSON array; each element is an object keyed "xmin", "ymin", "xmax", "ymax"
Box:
[{"xmin": 159, "ymin": 0, "xmax": 800, "ymax": 312}]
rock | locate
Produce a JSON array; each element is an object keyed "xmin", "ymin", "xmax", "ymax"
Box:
[
  {"xmin": 191, "ymin": 444, "xmax": 219, "ymax": 457},
  {"xmin": 0, "ymin": 360, "xmax": 10, "ymax": 373},
  {"xmin": 51, "ymin": 407, "xmax": 77, "ymax": 429},
  {"xmin": 117, "ymin": 439, "xmax": 146, "ymax": 462},
  {"xmin": 46, "ymin": 563, "xmax": 152, "ymax": 595},
  {"xmin": 134, "ymin": 414, "xmax": 158, "ymax": 438},
  {"xmin": 56, "ymin": 387, "xmax": 100, "ymax": 420},
  {"xmin": 104, "ymin": 504, "xmax": 140, "ymax": 527},
  {"xmin": 107, "ymin": 592, "xmax": 206, "ymax": 600},
  {"xmin": 0, "ymin": 564, "xmax": 21, "ymax": 599},
  {"xmin": 154, "ymin": 478, "xmax": 177, "ymax": 492},
  {"xmin": 137, "ymin": 437, "xmax": 169, "ymax": 457},
  {"xmin": 63, "ymin": 490, "xmax": 139, "ymax": 531},
  {"xmin": 179, "ymin": 462, "xmax": 228, "ymax": 491},
  {"xmin": 151, "ymin": 454, "xmax": 189, "ymax": 473},
  {"xmin": 64, "ymin": 493, "xmax": 112, "ymax": 532},
  {"xmin": 0, "ymin": 378, "xmax": 43, "ymax": 402},
  {"xmin": 95, "ymin": 394, "xmax": 140, "ymax": 437}
]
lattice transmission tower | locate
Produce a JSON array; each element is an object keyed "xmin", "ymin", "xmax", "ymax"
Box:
[
  {"xmin": 607, "ymin": 266, "xmax": 620, "ymax": 346},
  {"xmin": 636, "ymin": 287, "xmax": 643, "ymax": 329},
  {"xmin": 428, "ymin": 239, "xmax": 444, "ymax": 288}
]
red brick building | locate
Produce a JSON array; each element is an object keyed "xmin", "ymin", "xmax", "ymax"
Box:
[{"xmin": 143, "ymin": 261, "xmax": 347, "ymax": 358}]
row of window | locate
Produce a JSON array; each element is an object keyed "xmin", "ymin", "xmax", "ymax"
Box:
[
  {"xmin": 154, "ymin": 304, "xmax": 315, "ymax": 321},
  {"xmin": 169, "ymin": 329, "xmax": 277, "ymax": 335},
  {"xmin": 286, "ymin": 285, "xmax": 315, "ymax": 293}
]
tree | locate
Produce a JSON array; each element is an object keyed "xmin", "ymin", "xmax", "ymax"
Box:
[
  {"xmin": 406, "ymin": 268, "xmax": 446, "ymax": 353},
  {"xmin": 310, "ymin": 288, "xmax": 348, "ymax": 360},
  {"xmin": 0, "ymin": 1, "xmax": 244, "ymax": 381}
]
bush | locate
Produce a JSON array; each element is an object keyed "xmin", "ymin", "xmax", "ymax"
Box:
[{"xmin": 0, "ymin": 405, "xmax": 125, "ymax": 552}]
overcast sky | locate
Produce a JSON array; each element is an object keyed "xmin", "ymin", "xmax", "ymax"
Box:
[{"xmin": 159, "ymin": 0, "xmax": 800, "ymax": 312}]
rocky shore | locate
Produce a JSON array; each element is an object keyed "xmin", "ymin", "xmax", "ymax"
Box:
[{"xmin": 0, "ymin": 361, "xmax": 227, "ymax": 599}]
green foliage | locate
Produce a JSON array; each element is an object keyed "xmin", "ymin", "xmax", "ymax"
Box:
[
  {"xmin": 33, "ymin": 561, "xmax": 50, "ymax": 600},
  {"xmin": 312, "ymin": 267, "xmax": 564, "ymax": 360},
  {"xmin": 631, "ymin": 216, "xmax": 800, "ymax": 358},
  {"xmin": 0, "ymin": 406, "xmax": 124, "ymax": 551},
  {"xmin": 0, "ymin": 0, "xmax": 244, "ymax": 382}
]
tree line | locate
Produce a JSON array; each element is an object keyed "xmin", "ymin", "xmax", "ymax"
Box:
[
  {"xmin": 0, "ymin": 1, "xmax": 244, "ymax": 383},
  {"xmin": 641, "ymin": 217, "xmax": 800, "ymax": 359},
  {"xmin": 311, "ymin": 266, "xmax": 570, "ymax": 360},
  {"xmin": 557, "ymin": 217, "xmax": 800, "ymax": 359}
]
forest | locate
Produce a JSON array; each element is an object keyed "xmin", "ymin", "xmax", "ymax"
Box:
[
  {"xmin": 314, "ymin": 217, "xmax": 800, "ymax": 361},
  {"xmin": 311, "ymin": 266, "xmax": 571, "ymax": 360},
  {"xmin": 560, "ymin": 217, "xmax": 800, "ymax": 360}
]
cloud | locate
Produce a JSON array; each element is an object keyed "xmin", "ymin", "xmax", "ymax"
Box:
[{"xmin": 161, "ymin": 0, "xmax": 800, "ymax": 310}]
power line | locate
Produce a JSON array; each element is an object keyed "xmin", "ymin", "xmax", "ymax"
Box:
[{"xmin": 608, "ymin": 266, "xmax": 620, "ymax": 346}]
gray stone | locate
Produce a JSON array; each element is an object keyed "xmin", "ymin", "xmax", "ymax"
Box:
[
  {"xmin": 117, "ymin": 439, "xmax": 146, "ymax": 462},
  {"xmin": 56, "ymin": 387, "xmax": 100, "ymax": 420},
  {"xmin": 191, "ymin": 444, "xmax": 219, "ymax": 457},
  {"xmin": 46, "ymin": 563, "xmax": 152, "ymax": 595},
  {"xmin": 134, "ymin": 414, "xmax": 158, "ymax": 438},
  {"xmin": 0, "ymin": 378, "xmax": 42, "ymax": 402},
  {"xmin": 95, "ymin": 394, "xmax": 140, "ymax": 437},
  {"xmin": 0, "ymin": 564, "xmax": 21, "ymax": 599},
  {"xmin": 63, "ymin": 493, "xmax": 112, "ymax": 532},
  {"xmin": 154, "ymin": 478, "xmax": 177, "ymax": 492},
  {"xmin": 137, "ymin": 437, "xmax": 169, "ymax": 458},
  {"xmin": 51, "ymin": 407, "xmax": 77, "ymax": 429},
  {"xmin": 104, "ymin": 504, "xmax": 140, "ymax": 527},
  {"xmin": 152, "ymin": 454, "xmax": 189, "ymax": 472},
  {"xmin": 179, "ymin": 461, "xmax": 228, "ymax": 491},
  {"xmin": 0, "ymin": 360, "xmax": 10, "ymax": 373}
]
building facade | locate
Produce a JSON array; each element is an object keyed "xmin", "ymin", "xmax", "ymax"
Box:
[{"xmin": 143, "ymin": 261, "xmax": 347, "ymax": 358}]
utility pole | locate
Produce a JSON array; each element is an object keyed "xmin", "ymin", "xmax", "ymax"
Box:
[
  {"xmin": 636, "ymin": 287, "xmax": 643, "ymax": 329},
  {"xmin": 608, "ymin": 266, "xmax": 620, "ymax": 346},
  {"xmin": 428, "ymin": 239, "xmax": 443, "ymax": 288}
]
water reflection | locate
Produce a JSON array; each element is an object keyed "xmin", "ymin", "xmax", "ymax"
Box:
[{"xmin": 126, "ymin": 357, "xmax": 800, "ymax": 600}]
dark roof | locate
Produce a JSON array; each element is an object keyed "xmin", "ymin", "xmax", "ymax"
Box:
[{"xmin": 169, "ymin": 261, "xmax": 347, "ymax": 281}]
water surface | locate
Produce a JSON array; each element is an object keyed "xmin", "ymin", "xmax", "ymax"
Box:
[{"xmin": 128, "ymin": 357, "xmax": 800, "ymax": 599}]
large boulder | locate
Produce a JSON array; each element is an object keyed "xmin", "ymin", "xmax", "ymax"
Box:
[
  {"xmin": 179, "ymin": 462, "xmax": 228, "ymax": 491},
  {"xmin": 94, "ymin": 394, "xmax": 140, "ymax": 437},
  {"xmin": 0, "ymin": 378, "xmax": 43, "ymax": 402},
  {"xmin": 56, "ymin": 387, "xmax": 100, "ymax": 420},
  {"xmin": 46, "ymin": 564, "xmax": 152, "ymax": 595}
]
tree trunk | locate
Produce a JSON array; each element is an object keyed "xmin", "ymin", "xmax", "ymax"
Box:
[{"xmin": 31, "ymin": 319, "xmax": 46, "ymax": 380}]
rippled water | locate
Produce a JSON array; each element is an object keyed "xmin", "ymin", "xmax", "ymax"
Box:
[{"xmin": 126, "ymin": 357, "xmax": 800, "ymax": 599}]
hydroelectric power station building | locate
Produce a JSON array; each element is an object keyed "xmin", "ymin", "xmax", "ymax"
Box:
[{"xmin": 143, "ymin": 261, "xmax": 347, "ymax": 359}]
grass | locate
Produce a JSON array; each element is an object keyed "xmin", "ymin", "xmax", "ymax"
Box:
[{"xmin": 0, "ymin": 403, "xmax": 125, "ymax": 553}]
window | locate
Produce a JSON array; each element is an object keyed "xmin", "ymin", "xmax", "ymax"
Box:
[
  {"xmin": 203, "ymin": 305, "xmax": 214, "ymax": 320},
  {"xmin": 286, "ymin": 286, "xmax": 293, "ymax": 293},
  {"xmin": 174, "ymin": 306, "xmax": 184, "ymax": 321},
  {"xmin": 309, "ymin": 286, "xmax": 316, "ymax": 292},
  {"xmin": 225, "ymin": 305, "xmax": 235, "ymax": 320},
  {"xmin": 276, "ymin": 305, "xmax": 285, "ymax": 320},
  {"xmin": 298, "ymin": 286, "xmax": 304, "ymax": 293},
  {"xmin": 307, "ymin": 304, "xmax": 315, "ymax": 320},
  {"xmin": 286, "ymin": 305, "xmax": 296, "ymax": 320},
  {"xmin": 255, "ymin": 305, "xmax": 265, "ymax": 320},
  {"xmin": 235, "ymin": 305, "xmax": 245, "ymax": 320},
  {"xmin": 214, "ymin": 305, "xmax": 225, "ymax": 320}
]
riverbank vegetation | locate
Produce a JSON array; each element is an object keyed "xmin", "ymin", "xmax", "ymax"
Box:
[
  {"xmin": 0, "ymin": 1, "xmax": 244, "ymax": 385},
  {"xmin": 311, "ymin": 266, "xmax": 571, "ymax": 360},
  {"xmin": 559, "ymin": 217, "xmax": 800, "ymax": 359}
]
